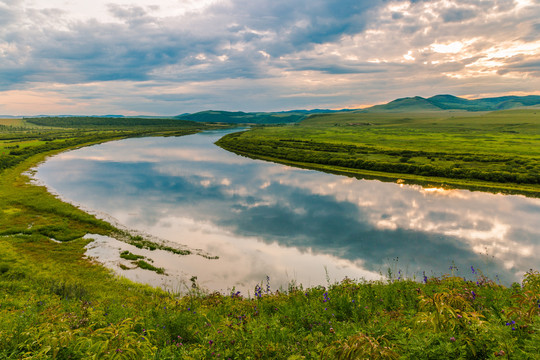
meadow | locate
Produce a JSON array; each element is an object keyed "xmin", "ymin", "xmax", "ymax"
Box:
[
  {"xmin": 216, "ymin": 110, "xmax": 540, "ymax": 196},
  {"xmin": 0, "ymin": 117, "xmax": 539, "ymax": 359}
]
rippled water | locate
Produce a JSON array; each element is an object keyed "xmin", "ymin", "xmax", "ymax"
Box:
[{"xmin": 35, "ymin": 129, "xmax": 540, "ymax": 292}]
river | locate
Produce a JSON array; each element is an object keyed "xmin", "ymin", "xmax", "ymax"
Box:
[{"xmin": 34, "ymin": 129, "xmax": 540, "ymax": 293}]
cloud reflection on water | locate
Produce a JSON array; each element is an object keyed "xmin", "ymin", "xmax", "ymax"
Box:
[{"xmin": 36, "ymin": 130, "xmax": 540, "ymax": 290}]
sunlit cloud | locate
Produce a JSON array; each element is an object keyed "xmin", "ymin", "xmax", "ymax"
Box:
[{"xmin": 1, "ymin": 0, "xmax": 539, "ymax": 115}]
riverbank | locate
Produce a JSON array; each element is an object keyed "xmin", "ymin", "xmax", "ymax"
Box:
[
  {"xmin": 1, "ymin": 120, "xmax": 539, "ymax": 358},
  {"xmin": 216, "ymin": 110, "xmax": 540, "ymax": 197}
]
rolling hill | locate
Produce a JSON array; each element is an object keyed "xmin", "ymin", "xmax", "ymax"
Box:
[{"xmin": 363, "ymin": 94, "xmax": 540, "ymax": 112}]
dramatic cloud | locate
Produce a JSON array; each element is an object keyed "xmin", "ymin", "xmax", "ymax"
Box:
[{"xmin": 0, "ymin": 0, "xmax": 539, "ymax": 115}]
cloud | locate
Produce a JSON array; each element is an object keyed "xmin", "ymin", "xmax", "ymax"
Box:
[
  {"xmin": 1, "ymin": 0, "xmax": 540, "ymax": 114},
  {"xmin": 0, "ymin": 0, "xmax": 382, "ymax": 87},
  {"xmin": 498, "ymin": 55, "xmax": 540, "ymax": 76},
  {"xmin": 441, "ymin": 7, "xmax": 478, "ymax": 22}
]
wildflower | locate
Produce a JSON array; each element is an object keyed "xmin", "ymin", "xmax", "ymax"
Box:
[
  {"xmin": 323, "ymin": 292, "xmax": 330, "ymax": 303},
  {"xmin": 450, "ymin": 337, "xmax": 456, "ymax": 342},
  {"xmin": 471, "ymin": 290, "xmax": 476, "ymax": 300},
  {"xmin": 329, "ymin": 327, "xmax": 335, "ymax": 333},
  {"xmin": 254, "ymin": 284, "xmax": 262, "ymax": 298},
  {"xmin": 209, "ymin": 340, "xmax": 214, "ymax": 346},
  {"xmin": 471, "ymin": 266, "xmax": 476, "ymax": 274}
]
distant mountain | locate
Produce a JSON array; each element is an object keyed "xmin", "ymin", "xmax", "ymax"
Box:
[
  {"xmin": 175, "ymin": 110, "xmax": 306, "ymax": 124},
  {"xmin": 175, "ymin": 109, "xmax": 357, "ymax": 124},
  {"xmin": 8, "ymin": 94, "xmax": 539, "ymax": 125},
  {"xmin": 363, "ymin": 94, "xmax": 540, "ymax": 112}
]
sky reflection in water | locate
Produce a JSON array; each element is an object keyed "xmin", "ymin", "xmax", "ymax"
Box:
[{"xmin": 36, "ymin": 130, "xmax": 540, "ymax": 292}]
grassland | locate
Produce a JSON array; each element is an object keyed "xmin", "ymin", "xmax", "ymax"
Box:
[
  {"xmin": 216, "ymin": 110, "xmax": 540, "ymax": 196},
  {"xmin": 1, "ymin": 117, "xmax": 539, "ymax": 358}
]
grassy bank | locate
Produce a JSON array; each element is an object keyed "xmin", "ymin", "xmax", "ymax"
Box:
[
  {"xmin": 1, "ymin": 118, "xmax": 539, "ymax": 358},
  {"xmin": 216, "ymin": 110, "xmax": 540, "ymax": 196}
]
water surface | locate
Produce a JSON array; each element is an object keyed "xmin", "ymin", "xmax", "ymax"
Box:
[{"xmin": 35, "ymin": 129, "xmax": 540, "ymax": 292}]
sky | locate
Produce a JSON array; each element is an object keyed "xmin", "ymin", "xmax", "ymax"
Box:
[{"xmin": 1, "ymin": 0, "xmax": 540, "ymax": 115}]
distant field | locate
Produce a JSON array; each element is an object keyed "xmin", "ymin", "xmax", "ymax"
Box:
[
  {"xmin": 217, "ymin": 109, "xmax": 540, "ymax": 195},
  {"xmin": 0, "ymin": 118, "xmax": 25, "ymax": 126}
]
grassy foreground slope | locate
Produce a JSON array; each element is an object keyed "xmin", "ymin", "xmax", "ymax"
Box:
[
  {"xmin": 1, "ymin": 118, "xmax": 540, "ymax": 359},
  {"xmin": 216, "ymin": 110, "xmax": 540, "ymax": 195}
]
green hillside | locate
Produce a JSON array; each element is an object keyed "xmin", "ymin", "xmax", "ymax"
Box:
[
  {"xmin": 362, "ymin": 94, "xmax": 540, "ymax": 112},
  {"xmin": 362, "ymin": 96, "xmax": 444, "ymax": 112}
]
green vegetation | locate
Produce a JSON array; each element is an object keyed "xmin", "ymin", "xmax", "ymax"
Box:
[
  {"xmin": 125, "ymin": 235, "xmax": 192, "ymax": 255},
  {"xmin": 24, "ymin": 117, "xmax": 201, "ymax": 129},
  {"xmin": 135, "ymin": 260, "xmax": 165, "ymax": 275},
  {"xmin": 217, "ymin": 110, "xmax": 540, "ymax": 195},
  {"xmin": 119, "ymin": 251, "xmax": 165, "ymax": 274},
  {"xmin": 120, "ymin": 250, "xmax": 145, "ymax": 261},
  {"xmin": 1, "ymin": 117, "xmax": 539, "ymax": 358}
]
